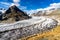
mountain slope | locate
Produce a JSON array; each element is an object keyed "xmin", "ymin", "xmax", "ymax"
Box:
[
  {"xmin": 31, "ymin": 9, "xmax": 60, "ymax": 16},
  {"xmin": 48, "ymin": 9, "xmax": 60, "ymax": 16},
  {"xmin": 0, "ymin": 5, "xmax": 31, "ymax": 23}
]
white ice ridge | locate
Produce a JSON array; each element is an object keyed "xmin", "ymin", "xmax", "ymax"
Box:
[{"xmin": 0, "ymin": 16, "xmax": 58, "ymax": 32}]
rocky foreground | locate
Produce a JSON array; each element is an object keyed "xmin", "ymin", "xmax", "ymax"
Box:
[
  {"xmin": 22, "ymin": 25, "xmax": 60, "ymax": 40},
  {"xmin": 0, "ymin": 17, "xmax": 58, "ymax": 40}
]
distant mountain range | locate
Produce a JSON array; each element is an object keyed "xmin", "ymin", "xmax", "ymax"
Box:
[{"xmin": 31, "ymin": 8, "xmax": 60, "ymax": 16}]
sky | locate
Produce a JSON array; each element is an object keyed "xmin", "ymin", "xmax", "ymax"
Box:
[
  {"xmin": 0, "ymin": 0, "xmax": 60, "ymax": 14},
  {"xmin": 21, "ymin": 0, "xmax": 60, "ymax": 10}
]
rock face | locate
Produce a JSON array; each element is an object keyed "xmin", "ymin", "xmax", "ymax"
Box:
[
  {"xmin": 0, "ymin": 17, "xmax": 58, "ymax": 40},
  {"xmin": 0, "ymin": 5, "xmax": 31, "ymax": 23}
]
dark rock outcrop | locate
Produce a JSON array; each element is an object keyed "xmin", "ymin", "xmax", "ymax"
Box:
[
  {"xmin": 0, "ymin": 5, "xmax": 31, "ymax": 23},
  {"xmin": 3, "ymin": 5, "xmax": 31, "ymax": 21}
]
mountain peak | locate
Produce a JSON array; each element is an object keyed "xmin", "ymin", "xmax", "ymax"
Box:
[
  {"xmin": 10, "ymin": 5, "xmax": 17, "ymax": 8},
  {"xmin": 0, "ymin": 5, "xmax": 31, "ymax": 23}
]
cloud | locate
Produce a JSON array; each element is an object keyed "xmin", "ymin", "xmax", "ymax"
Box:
[
  {"xmin": 0, "ymin": 0, "xmax": 20, "ymax": 7},
  {"xmin": 43, "ymin": 3, "xmax": 60, "ymax": 10},
  {"xmin": 0, "ymin": 2, "xmax": 10, "ymax": 6},
  {"xmin": 50, "ymin": 3, "xmax": 60, "ymax": 9},
  {"xmin": 0, "ymin": 2, "xmax": 11, "ymax": 9},
  {"xmin": 26, "ymin": 2, "xmax": 60, "ymax": 14},
  {"xmin": 12, "ymin": 0, "xmax": 20, "ymax": 6},
  {"xmin": 0, "ymin": 1, "xmax": 26, "ymax": 11},
  {"xmin": 13, "ymin": 0, "xmax": 20, "ymax": 3},
  {"xmin": 11, "ymin": 3, "xmax": 20, "ymax": 6},
  {"xmin": 20, "ymin": 6, "xmax": 27, "ymax": 10}
]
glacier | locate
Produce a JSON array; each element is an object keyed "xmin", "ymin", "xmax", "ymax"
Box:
[{"xmin": 0, "ymin": 16, "xmax": 58, "ymax": 40}]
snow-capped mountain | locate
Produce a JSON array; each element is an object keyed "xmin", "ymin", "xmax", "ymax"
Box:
[{"xmin": 31, "ymin": 8, "xmax": 60, "ymax": 16}]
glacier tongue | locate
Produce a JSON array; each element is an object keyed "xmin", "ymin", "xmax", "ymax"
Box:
[
  {"xmin": 0, "ymin": 17, "xmax": 58, "ymax": 32},
  {"xmin": 0, "ymin": 16, "xmax": 58, "ymax": 40}
]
